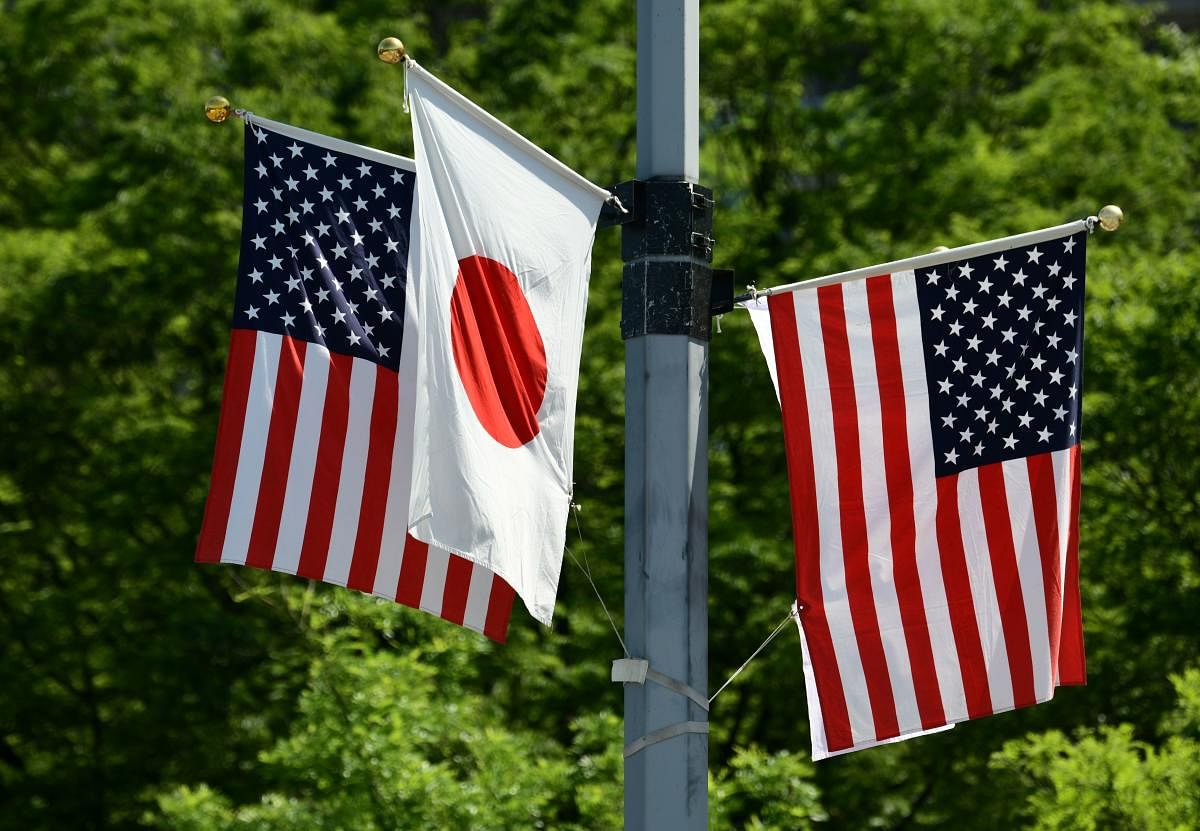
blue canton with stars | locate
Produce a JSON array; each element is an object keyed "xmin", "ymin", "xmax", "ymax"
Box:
[
  {"xmin": 232, "ymin": 122, "xmax": 415, "ymax": 372},
  {"xmin": 915, "ymin": 232, "xmax": 1086, "ymax": 478}
]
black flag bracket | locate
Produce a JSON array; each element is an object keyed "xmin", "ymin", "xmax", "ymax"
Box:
[{"xmin": 603, "ymin": 179, "xmax": 734, "ymax": 339}]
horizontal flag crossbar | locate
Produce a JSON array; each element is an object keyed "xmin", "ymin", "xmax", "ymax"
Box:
[{"xmin": 736, "ymin": 219, "xmax": 1092, "ymax": 303}]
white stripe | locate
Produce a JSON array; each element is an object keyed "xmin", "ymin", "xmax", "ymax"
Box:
[
  {"xmin": 1003, "ymin": 459, "xmax": 1054, "ymax": 701},
  {"xmin": 419, "ymin": 547, "xmax": 451, "ymax": 615},
  {"xmin": 956, "ymin": 468, "xmax": 1015, "ymax": 713},
  {"xmin": 322, "ymin": 358, "xmax": 377, "ymax": 585},
  {"xmin": 792, "ymin": 288, "xmax": 877, "ymax": 745},
  {"xmin": 371, "ymin": 298, "xmax": 421, "ymax": 598},
  {"xmin": 1050, "ymin": 448, "xmax": 1072, "ymax": 685},
  {"xmin": 890, "ymin": 271, "xmax": 968, "ymax": 723},
  {"xmin": 841, "ymin": 277, "xmax": 923, "ymax": 735},
  {"xmin": 462, "ymin": 564, "xmax": 496, "ymax": 633},
  {"xmin": 271, "ymin": 343, "xmax": 330, "ymax": 574},
  {"xmin": 221, "ymin": 331, "xmax": 281, "ymax": 566}
]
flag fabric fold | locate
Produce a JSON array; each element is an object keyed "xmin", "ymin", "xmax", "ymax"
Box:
[
  {"xmin": 749, "ymin": 227, "xmax": 1088, "ymax": 759},
  {"xmin": 195, "ymin": 116, "xmax": 516, "ymax": 641},
  {"xmin": 404, "ymin": 61, "xmax": 609, "ymax": 626}
]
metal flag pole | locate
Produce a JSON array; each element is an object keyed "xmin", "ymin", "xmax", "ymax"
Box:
[{"xmin": 614, "ymin": 1, "xmax": 717, "ymax": 828}]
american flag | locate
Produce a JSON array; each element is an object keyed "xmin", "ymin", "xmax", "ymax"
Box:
[
  {"xmin": 195, "ymin": 118, "xmax": 516, "ymax": 641},
  {"xmin": 755, "ymin": 229, "xmax": 1087, "ymax": 758}
]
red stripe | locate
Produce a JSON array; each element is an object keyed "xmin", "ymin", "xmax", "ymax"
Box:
[
  {"xmin": 1058, "ymin": 445, "xmax": 1086, "ymax": 684},
  {"xmin": 865, "ymin": 275, "xmax": 946, "ymax": 729},
  {"xmin": 483, "ymin": 575, "xmax": 517, "ymax": 643},
  {"xmin": 196, "ymin": 329, "xmax": 258, "ymax": 563},
  {"xmin": 977, "ymin": 463, "xmax": 1037, "ymax": 709},
  {"xmin": 295, "ymin": 352, "xmax": 353, "ymax": 581},
  {"xmin": 1026, "ymin": 452, "xmax": 1063, "ymax": 685},
  {"xmin": 440, "ymin": 555, "xmax": 474, "ymax": 625},
  {"xmin": 934, "ymin": 475, "xmax": 993, "ymax": 719},
  {"xmin": 244, "ymin": 337, "xmax": 307, "ymax": 571},
  {"xmin": 394, "ymin": 534, "xmax": 430, "ymax": 608},
  {"xmin": 346, "ymin": 367, "xmax": 399, "ymax": 593},
  {"xmin": 767, "ymin": 292, "xmax": 854, "ymax": 753},
  {"xmin": 817, "ymin": 284, "xmax": 900, "ymax": 741}
]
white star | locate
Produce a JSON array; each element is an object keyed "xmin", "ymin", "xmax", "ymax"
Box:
[
  {"xmin": 353, "ymin": 196, "xmax": 368, "ymax": 211},
  {"xmin": 1048, "ymin": 368, "xmax": 1064, "ymax": 385},
  {"xmin": 1030, "ymin": 354, "xmax": 1046, "ymax": 371},
  {"xmin": 332, "ymin": 308, "xmax": 347, "ymax": 324},
  {"xmin": 345, "ymin": 300, "xmax": 358, "ymax": 315},
  {"xmin": 351, "ymin": 230, "xmax": 364, "ymax": 246},
  {"xmin": 981, "ymin": 312, "xmax": 996, "ymax": 330},
  {"xmin": 938, "ymin": 378, "xmax": 953, "ymax": 394},
  {"xmin": 934, "ymin": 341, "xmax": 949, "ymax": 357},
  {"xmin": 925, "ymin": 269, "xmax": 941, "ymax": 285},
  {"xmin": 349, "ymin": 265, "xmax": 363, "ymax": 281},
  {"xmin": 270, "ymin": 220, "xmax": 285, "ymax": 236},
  {"xmin": 315, "ymin": 222, "xmax": 331, "ymax": 237},
  {"xmin": 958, "ymin": 262, "xmax": 974, "ymax": 279},
  {"xmin": 251, "ymin": 234, "xmax": 266, "ymax": 250},
  {"xmin": 300, "ymin": 298, "xmax": 313, "ymax": 313},
  {"xmin": 997, "ymin": 291, "xmax": 1012, "ymax": 308},
  {"xmin": 323, "ymin": 152, "xmax": 338, "ymax": 167},
  {"xmin": 962, "ymin": 299, "xmax": 978, "ymax": 315},
  {"xmin": 247, "ymin": 268, "xmax": 263, "ymax": 284},
  {"xmin": 281, "ymin": 311, "xmax": 295, "ymax": 327},
  {"xmin": 335, "ymin": 208, "xmax": 351, "ymax": 224},
  {"xmin": 978, "ymin": 276, "xmax": 992, "ymax": 294},
  {"xmin": 1013, "ymin": 268, "xmax": 1028, "ymax": 286},
  {"xmin": 299, "ymin": 199, "xmax": 314, "ymax": 214},
  {"xmin": 287, "ymin": 142, "xmax": 304, "ymax": 158},
  {"xmin": 284, "ymin": 209, "xmax": 299, "ymax": 224},
  {"xmin": 362, "ymin": 322, "xmax": 374, "ymax": 337},
  {"xmin": 1018, "ymin": 412, "xmax": 1033, "ymax": 428},
  {"xmin": 332, "ymin": 243, "xmax": 347, "ymax": 259},
  {"xmin": 319, "ymin": 187, "xmax": 334, "ymax": 202},
  {"xmin": 1017, "ymin": 306, "xmax": 1032, "ymax": 322},
  {"xmin": 945, "ymin": 448, "xmax": 959, "ymax": 465},
  {"xmin": 1065, "ymin": 347, "xmax": 1078, "ymax": 363},
  {"xmin": 1063, "ymin": 274, "xmax": 1077, "ymax": 290},
  {"xmin": 989, "ymin": 383, "xmax": 1003, "ymax": 400},
  {"xmin": 987, "ymin": 419, "xmax": 999, "ymax": 434},
  {"xmin": 264, "ymin": 290, "xmax": 280, "ymax": 305},
  {"xmin": 956, "ymin": 392, "xmax": 970, "ymax": 408},
  {"xmin": 1046, "ymin": 333, "xmax": 1062, "ymax": 349},
  {"xmin": 974, "ymin": 441, "xmax": 985, "ymax": 455},
  {"xmin": 387, "ymin": 203, "xmax": 401, "ymax": 219},
  {"xmin": 244, "ymin": 305, "xmax": 260, "ymax": 319},
  {"xmin": 1063, "ymin": 237, "xmax": 1076, "ymax": 253},
  {"xmin": 970, "ymin": 370, "xmax": 985, "ymax": 387},
  {"xmin": 1003, "ymin": 434, "xmax": 1018, "ymax": 449},
  {"xmin": 390, "ymin": 169, "xmax": 406, "ymax": 184},
  {"xmin": 993, "ymin": 255, "xmax": 1008, "ymax": 271},
  {"xmin": 315, "ymin": 256, "xmax": 328, "ymax": 269},
  {"xmin": 254, "ymin": 198, "xmax": 268, "ymax": 214},
  {"xmin": 269, "ymin": 153, "xmax": 283, "ymax": 168},
  {"xmin": 285, "ymin": 276, "xmax": 301, "ymax": 292},
  {"xmin": 377, "ymin": 343, "xmax": 390, "ymax": 358},
  {"xmin": 338, "ymin": 175, "xmax": 353, "ymax": 190},
  {"xmin": 301, "ymin": 268, "xmax": 314, "ymax": 282},
  {"xmin": 959, "ymin": 427, "xmax": 974, "ymax": 443},
  {"xmin": 302, "ymin": 165, "xmax": 318, "ymax": 180},
  {"xmin": 369, "ymin": 219, "xmax": 384, "ymax": 233},
  {"xmin": 930, "ymin": 305, "xmax": 945, "ymax": 321},
  {"xmin": 348, "ymin": 330, "xmax": 362, "ymax": 346},
  {"xmin": 268, "ymin": 255, "xmax": 283, "ymax": 270},
  {"xmin": 1001, "ymin": 397, "xmax": 1015, "ymax": 413},
  {"xmin": 255, "ymin": 162, "xmax": 268, "ymax": 178},
  {"xmin": 949, "ymin": 321, "xmax": 964, "ymax": 337},
  {"xmin": 966, "ymin": 335, "xmax": 981, "ymax": 351},
  {"xmin": 378, "ymin": 307, "xmax": 395, "ymax": 322},
  {"xmin": 1032, "ymin": 284, "xmax": 1048, "ymax": 300},
  {"xmin": 1064, "ymin": 310, "xmax": 1078, "ymax": 326},
  {"xmin": 271, "ymin": 187, "xmax": 282, "ymax": 200},
  {"xmin": 1027, "ymin": 247, "xmax": 1043, "ymax": 264},
  {"xmin": 946, "ymin": 285, "xmax": 960, "ymax": 301},
  {"xmin": 1015, "ymin": 376, "xmax": 1030, "ymax": 392},
  {"xmin": 301, "ymin": 232, "xmax": 315, "ymax": 246},
  {"xmin": 357, "ymin": 162, "xmax": 372, "ymax": 178},
  {"xmin": 372, "ymin": 184, "xmax": 386, "ymax": 199},
  {"xmin": 284, "ymin": 176, "xmax": 299, "ymax": 191},
  {"xmin": 313, "ymin": 322, "xmax": 325, "ymax": 337},
  {"xmin": 1053, "ymin": 405, "xmax": 1068, "ymax": 421},
  {"xmin": 1068, "ymin": 385, "xmax": 1078, "ymax": 399},
  {"xmin": 952, "ymin": 357, "xmax": 967, "ymax": 373},
  {"xmin": 985, "ymin": 349, "xmax": 1000, "ymax": 365},
  {"xmin": 316, "ymin": 288, "xmax": 330, "ymax": 302},
  {"xmin": 364, "ymin": 286, "xmax": 379, "ymax": 303},
  {"xmin": 364, "ymin": 253, "xmax": 380, "ymax": 268},
  {"xmin": 381, "ymin": 274, "xmax": 397, "ymax": 289},
  {"xmin": 1037, "ymin": 426, "xmax": 1052, "ymax": 442},
  {"xmin": 1033, "ymin": 390, "xmax": 1048, "ymax": 406},
  {"xmin": 974, "ymin": 406, "xmax": 989, "ymax": 422},
  {"xmin": 1047, "ymin": 261, "xmax": 1062, "ymax": 277}
]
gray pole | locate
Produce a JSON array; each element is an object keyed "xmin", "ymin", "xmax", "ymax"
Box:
[{"xmin": 622, "ymin": 0, "xmax": 708, "ymax": 828}]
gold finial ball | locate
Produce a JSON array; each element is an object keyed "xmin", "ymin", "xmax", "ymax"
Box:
[
  {"xmin": 377, "ymin": 37, "xmax": 406, "ymax": 64},
  {"xmin": 205, "ymin": 95, "xmax": 232, "ymax": 123},
  {"xmin": 931, "ymin": 245, "xmax": 950, "ymax": 253},
  {"xmin": 1098, "ymin": 204, "xmax": 1124, "ymax": 232}
]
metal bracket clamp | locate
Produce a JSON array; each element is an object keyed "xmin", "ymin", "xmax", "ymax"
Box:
[
  {"xmin": 612, "ymin": 658, "xmax": 710, "ymax": 758},
  {"xmin": 623, "ymin": 721, "xmax": 709, "ymax": 759}
]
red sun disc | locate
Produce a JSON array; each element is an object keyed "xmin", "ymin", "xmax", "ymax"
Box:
[{"xmin": 450, "ymin": 255, "xmax": 548, "ymax": 448}]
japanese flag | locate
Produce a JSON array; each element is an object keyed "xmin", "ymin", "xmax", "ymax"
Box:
[{"xmin": 405, "ymin": 61, "xmax": 608, "ymax": 626}]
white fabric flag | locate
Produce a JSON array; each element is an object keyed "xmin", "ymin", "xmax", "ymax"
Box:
[{"xmin": 405, "ymin": 61, "xmax": 609, "ymax": 626}]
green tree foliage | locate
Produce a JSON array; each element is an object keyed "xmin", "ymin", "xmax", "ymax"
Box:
[{"xmin": 0, "ymin": 0, "xmax": 1197, "ymax": 828}]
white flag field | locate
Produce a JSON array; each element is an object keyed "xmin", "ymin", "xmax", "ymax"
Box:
[{"xmin": 405, "ymin": 61, "xmax": 609, "ymax": 626}]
